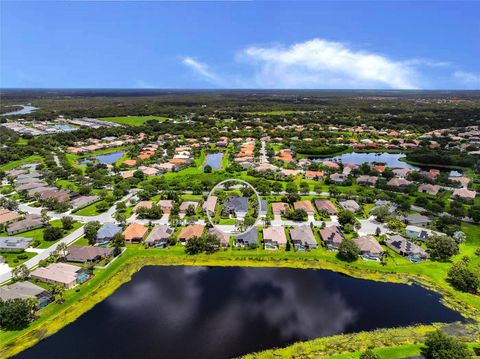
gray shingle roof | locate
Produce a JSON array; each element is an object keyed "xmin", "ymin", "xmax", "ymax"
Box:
[
  {"xmin": 0, "ymin": 281, "xmax": 47, "ymax": 301},
  {"xmin": 224, "ymin": 196, "xmax": 249, "ymax": 213},
  {"xmin": 235, "ymin": 227, "xmax": 258, "ymax": 246},
  {"xmin": 145, "ymin": 225, "xmax": 174, "ymax": 244},
  {"xmin": 96, "ymin": 223, "xmax": 122, "ymax": 240},
  {"xmin": 0, "ymin": 236, "xmax": 32, "ymax": 250},
  {"xmin": 290, "ymin": 225, "xmax": 317, "ymax": 246}
]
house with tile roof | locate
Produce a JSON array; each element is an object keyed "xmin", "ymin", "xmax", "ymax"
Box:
[
  {"xmin": 123, "ymin": 223, "xmax": 148, "ymax": 243},
  {"xmin": 314, "ymin": 199, "xmax": 337, "ymax": 215},
  {"xmin": 178, "ymin": 224, "xmax": 205, "ymax": 243},
  {"xmin": 293, "ymin": 200, "xmax": 315, "ymax": 215},
  {"xmin": 263, "ymin": 226, "xmax": 287, "ymax": 249}
]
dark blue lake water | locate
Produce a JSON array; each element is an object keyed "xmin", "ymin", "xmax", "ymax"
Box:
[{"xmin": 16, "ymin": 266, "xmax": 464, "ymax": 359}]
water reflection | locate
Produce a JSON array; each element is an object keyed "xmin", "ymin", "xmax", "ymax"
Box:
[
  {"xmin": 79, "ymin": 151, "xmax": 126, "ymax": 166},
  {"xmin": 203, "ymin": 152, "xmax": 224, "ymax": 169},
  {"xmin": 313, "ymin": 152, "xmax": 418, "ymax": 169},
  {"xmin": 17, "ymin": 266, "xmax": 464, "ymax": 359}
]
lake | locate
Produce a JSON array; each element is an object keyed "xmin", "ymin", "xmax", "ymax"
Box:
[
  {"xmin": 314, "ymin": 152, "xmax": 419, "ymax": 169},
  {"xmin": 17, "ymin": 266, "xmax": 464, "ymax": 359},
  {"xmin": 203, "ymin": 152, "xmax": 224, "ymax": 170},
  {"xmin": 79, "ymin": 151, "xmax": 125, "ymax": 166},
  {"xmin": 1, "ymin": 105, "xmax": 39, "ymax": 116},
  {"xmin": 313, "ymin": 152, "xmax": 462, "ymax": 175}
]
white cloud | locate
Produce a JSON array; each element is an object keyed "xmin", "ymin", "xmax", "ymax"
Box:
[
  {"xmin": 454, "ymin": 71, "xmax": 480, "ymax": 86},
  {"xmin": 181, "ymin": 57, "xmax": 220, "ymax": 83},
  {"xmin": 240, "ymin": 38, "xmax": 420, "ymax": 89}
]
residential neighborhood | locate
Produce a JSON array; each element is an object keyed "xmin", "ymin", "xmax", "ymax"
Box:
[{"xmin": 0, "ymin": 90, "xmax": 479, "ymax": 359}]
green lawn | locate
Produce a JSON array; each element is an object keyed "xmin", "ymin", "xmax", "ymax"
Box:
[
  {"xmin": 55, "ymin": 179, "xmax": 79, "ymax": 192},
  {"xmin": 0, "ymin": 251, "xmax": 37, "ymax": 268},
  {"xmin": 13, "ymin": 220, "xmax": 82, "ymax": 249},
  {"xmin": 99, "ymin": 116, "xmax": 171, "ymax": 126},
  {"xmin": 73, "ymin": 202, "xmax": 106, "ymax": 216},
  {"xmin": 0, "ymin": 155, "xmax": 43, "ymax": 171},
  {"xmin": 71, "ymin": 236, "xmax": 90, "ymax": 246}
]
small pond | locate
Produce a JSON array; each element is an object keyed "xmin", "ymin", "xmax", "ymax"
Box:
[
  {"xmin": 79, "ymin": 150, "xmax": 125, "ymax": 166},
  {"xmin": 16, "ymin": 266, "xmax": 464, "ymax": 359},
  {"xmin": 203, "ymin": 152, "xmax": 224, "ymax": 170}
]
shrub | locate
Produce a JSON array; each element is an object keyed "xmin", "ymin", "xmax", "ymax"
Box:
[
  {"xmin": 43, "ymin": 226, "xmax": 64, "ymax": 242},
  {"xmin": 338, "ymin": 238, "xmax": 360, "ymax": 262},
  {"xmin": 425, "ymin": 235, "xmax": 459, "ymax": 261},
  {"xmin": 421, "ymin": 330, "xmax": 471, "ymax": 359},
  {"xmin": 447, "ymin": 262, "xmax": 479, "ymax": 293}
]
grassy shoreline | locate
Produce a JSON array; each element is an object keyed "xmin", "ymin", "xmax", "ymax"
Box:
[
  {"xmin": 243, "ymin": 323, "xmax": 480, "ymax": 359},
  {"xmin": 1, "ymin": 245, "xmax": 480, "ymax": 358}
]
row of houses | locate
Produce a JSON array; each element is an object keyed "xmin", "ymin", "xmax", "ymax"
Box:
[
  {"xmin": 0, "ymin": 213, "xmax": 43, "ymax": 236},
  {"xmin": 7, "ymin": 168, "xmax": 100, "ymax": 210},
  {"xmin": 113, "ymin": 220, "xmax": 419, "ymax": 260},
  {"xmin": 66, "ymin": 135, "xmax": 137, "ymax": 154}
]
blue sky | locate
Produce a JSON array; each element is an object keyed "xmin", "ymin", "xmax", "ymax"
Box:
[{"xmin": 1, "ymin": 1, "xmax": 479, "ymax": 89}]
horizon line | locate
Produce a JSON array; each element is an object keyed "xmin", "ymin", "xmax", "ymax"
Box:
[{"xmin": 1, "ymin": 88, "xmax": 479, "ymax": 92}]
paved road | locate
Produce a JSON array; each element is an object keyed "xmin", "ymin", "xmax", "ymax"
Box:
[
  {"xmin": 260, "ymin": 140, "xmax": 268, "ymax": 164},
  {"xmin": 16, "ymin": 190, "xmax": 138, "ymax": 224},
  {"xmin": 0, "ymin": 190, "xmax": 139, "ymax": 284},
  {"xmin": 53, "ymin": 155, "xmax": 61, "ymax": 167}
]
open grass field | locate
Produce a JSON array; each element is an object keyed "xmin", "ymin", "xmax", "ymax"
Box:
[{"xmin": 99, "ymin": 116, "xmax": 171, "ymax": 126}]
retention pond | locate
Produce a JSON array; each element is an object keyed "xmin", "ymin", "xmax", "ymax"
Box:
[{"xmin": 17, "ymin": 266, "xmax": 464, "ymax": 359}]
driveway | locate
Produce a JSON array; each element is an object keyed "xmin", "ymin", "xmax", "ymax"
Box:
[{"xmin": 358, "ymin": 216, "xmax": 389, "ymax": 236}]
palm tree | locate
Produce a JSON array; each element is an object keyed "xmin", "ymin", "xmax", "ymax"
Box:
[
  {"xmin": 57, "ymin": 243, "xmax": 68, "ymax": 260},
  {"xmin": 12, "ymin": 264, "xmax": 30, "ymax": 281},
  {"xmin": 49, "ymin": 284, "xmax": 65, "ymax": 303},
  {"xmin": 40, "ymin": 209, "xmax": 50, "ymax": 225},
  {"xmin": 11, "ymin": 266, "xmax": 20, "ymax": 281}
]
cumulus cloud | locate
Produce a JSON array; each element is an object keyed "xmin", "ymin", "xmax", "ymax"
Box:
[
  {"xmin": 180, "ymin": 38, "xmax": 467, "ymax": 89},
  {"xmin": 182, "ymin": 57, "xmax": 220, "ymax": 83},
  {"xmin": 240, "ymin": 38, "xmax": 420, "ymax": 89},
  {"xmin": 454, "ymin": 71, "xmax": 480, "ymax": 86}
]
